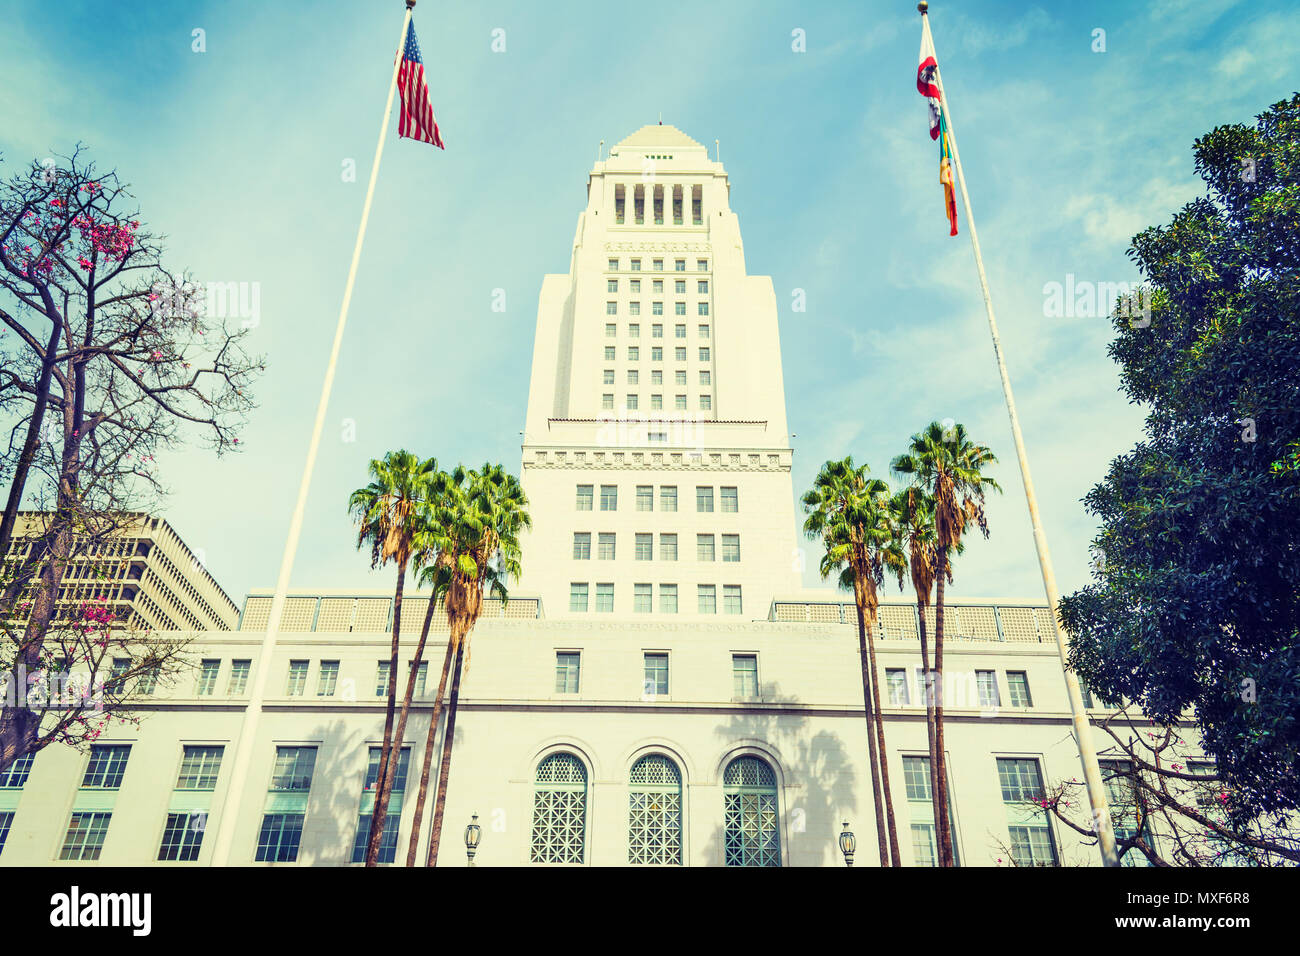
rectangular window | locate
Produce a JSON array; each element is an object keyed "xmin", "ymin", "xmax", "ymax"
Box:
[
  {"xmin": 1006, "ymin": 671, "xmax": 1033, "ymax": 708},
  {"xmin": 607, "ymin": 279, "xmax": 618, "ymax": 293},
  {"xmin": 643, "ymin": 654, "xmax": 669, "ymax": 696},
  {"xmin": 196, "ymin": 659, "xmax": 220, "ymax": 696},
  {"xmin": 651, "ymin": 394, "xmax": 663, "ymax": 410},
  {"xmin": 602, "ymin": 394, "xmax": 614, "ymax": 410},
  {"xmin": 569, "ymin": 583, "xmax": 589, "ymax": 612},
  {"xmin": 604, "ymin": 346, "xmax": 616, "ymax": 361},
  {"xmin": 697, "ymin": 534, "xmax": 715, "ymax": 561},
  {"xmin": 660, "ymin": 486, "xmax": 677, "ymax": 511},
  {"xmin": 886, "ymin": 669, "xmax": 910, "ymax": 706},
  {"xmin": 653, "ymin": 258, "xmax": 664, "ymax": 271},
  {"xmin": 675, "ymin": 302, "xmax": 686, "ymax": 316},
  {"xmin": 976, "ymin": 671, "xmax": 1001, "ymax": 708},
  {"xmin": 627, "ymin": 369, "xmax": 639, "ymax": 385},
  {"xmin": 256, "ymin": 813, "xmax": 305, "ymax": 863},
  {"xmin": 911, "ymin": 823, "xmax": 937, "ymax": 867},
  {"xmin": 1008, "ymin": 825, "xmax": 1058, "ymax": 866},
  {"xmin": 675, "ymin": 370, "xmax": 687, "ymax": 385},
  {"xmin": 270, "ymin": 746, "xmax": 317, "ymax": 793},
  {"xmin": 176, "ymin": 745, "xmax": 224, "ymax": 790},
  {"xmin": 698, "ymin": 584, "xmax": 717, "ymax": 614},
  {"xmin": 699, "ymin": 394, "xmax": 712, "ymax": 411},
  {"xmin": 603, "ymin": 370, "xmax": 614, "ymax": 385},
  {"xmin": 598, "ymin": 533, "xmax": 616, "ymax": 560},
  {"xmin": 699, "ymin": 324, "xmax": 710, "ymax": 338},
  {"xmin": 675, "ymin": 279, "xmax": 686, "ymax": 294},
  {"xmin": 903, "ymin": 756, "xmax": 931, "ymax": 800},
  {"xmin": 412, "ymin": 661, "xmax": 428, "ymax": 697},
  {"xmin": 651, "ymin": 368, "xmax": 663, "ymax": 384},
  {"xmin": 636, "ymin": 485, "xmax": 653, "ymax": 511},
  {"xmin": 316, "ymin": 661, "xmax": 341, "ymax": 697},
  {"xmin": 631, "ymin": 258, "xmax": 641, "ymax": 271},
  {"xmin": 699, "ymin": 370, "xmax": 711, "ymax": 385},
  {"xmin": 605, "ymin": 323, "xmax": 616, "ymax": 337},
  {"xmin": 721, "ymin": 486, "xmax": 739, "ymax": 513},
  {"xmin": 606, "ymin": 302, "xmax": 617, "ymax": 315},
  {"xmin": 59, "ymin": 812, "xmax": 112, "ymax": 861},
  {"xmin": 158, "ymin": 812, "xmax": 208, "ymax": 862},
  {"xmin": 649, "ymin": 430, "xmax": 666, "ymax": 442},
  {"xmin": 631, "ymin": 279, "xmax": 641, "ymax": 292},
  {"xmin": 659, "ymin": 533, "xmax": 678, "ymax": 561},
  {"xmin": 674, "ymin": 259, "xmax": 685, "ymax": 271},
  {"xmin": 608, "ymin": 258, "xmax": 619, "ymax": 270},
  {"xmin": 626, "ymin": 394, "xmax": 638, "ymax": 410},
  {"xmin": 576, "ymin": 485, "xmax": 594, "ymax": 510},
  {"xmin": 698, "ymin": 280, "xmax": 709, "ymax": 293},
  {"xmin": 627, "ymin": 347, "xmax": 639, "ymax": 361},
  {"xmin": 286, "ymin": 660, "xmax": 308, "ymax": 696},
  {"xmin": 595, "ymin": 583, "xmax": 614, "ymax": 613},
  {"xmin": 555, "ymin": 652, "xmax": 581, "ymax": 693},
  {"xmin": 696, "ymin": 486, "xmax": 714, "ymax": 512},
  {"xmin": 675, "ymin": 324, "xmax": 686, "ymax": 338},
  {"xmin": 675, "ymin": 394, "xmax": 687, "ymax": 410},
  {"xmin": 634, "ymin": 583, "xmax": 653, "ymax": 613},
  {"xmin": 675, "ymin": 347, "xmax": 687, "ymax": 361},
  {"xmin": 997, "ymin": 757, "xmax": 1047, "ymax": 803},
  {"xmin": 600, "ymin": 485, "xmax": 618, "ymax": 511},
  {"xmin": 629, "ymin": 301, "xmax": 640, "ymax": 316},
  {"xmin": 0, "ymin": 753, "xmax": 34, "ymax": 789},
  {"xmin": 374, "ymin": 661, "xmax": 390, "ymax": 697},
  {"xmin": 652, "ymin": 323, "xmax": 662, "ymax": 338},
  {"xmin": 652, "ymin": 302, "xmax": 663, "ymax": 315},
  {"xmin": 572, "ymin": 532, "xmax": 591, "ymax": 560},
  {"xmin": 721, "ymin": 534, "xmax": 740, "ymax": 562},
  {"xmin": 699, "ymin": 347, "xmax": 711, "ymax": 361},
  {"xmin": 629, "ymin": 322, "xmax": 640, "ymax": 337},
  {"xmin": 723, "ymin": 585, "xmax": 743, "ymax": 615},
  {"xmin": 658, "ymin": 584, "xmax": 678, "ymax": 614},
  {"xmin": 82, "ymin": 744, "xmax": 131, "ymax": 789},
  {"xmin": 697, "ymin": 259, "xmax": 708, "ymax": 270},
  {"xmin": 228, "ymin": 659, "xmax": 251, "ymax": 695},
  {"xmin": 698, "ymin": 303, "xmax": 709, "ymax": 316},
  {"xmin": 635, "ymin": 533, "xmax": 653, "ymax": 561},
  {"xmin": 733, "ymin": 655, "xmax": 758, "ymax": 698},
  {"xmin": 651, "ymin": 346, "xmax": 663, "ymax": 362}
]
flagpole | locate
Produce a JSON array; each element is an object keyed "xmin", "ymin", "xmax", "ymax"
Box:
[
  {"xmin": 210, "ymin": 0, "xmax": 419, "ymax": 867},
  {"xmin": 917, "ymin": 1, "xmax": 1119, "ymax": 867}
]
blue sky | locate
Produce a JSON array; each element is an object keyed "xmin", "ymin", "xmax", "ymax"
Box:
[{"xmin": 3, "ymin": 0, "xmax": 1298, "ymax": 610}]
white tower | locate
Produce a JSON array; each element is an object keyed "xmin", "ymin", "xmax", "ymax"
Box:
[{"xmin": 519, "ymin": 124, "xmax": 800, "ymax": 619}]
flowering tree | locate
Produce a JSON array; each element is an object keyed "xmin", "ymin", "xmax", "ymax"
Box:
[
  {"xmin": 0, "ymin": 148, "xmax": 263, "ymax": 771},
  {"xmin": 1002, "ymin": 709, "xmax": 1300, "ymax": 867}
]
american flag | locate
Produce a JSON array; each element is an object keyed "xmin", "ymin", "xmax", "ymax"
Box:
[{"xmin": 397, "ymin": 22, "xmax": 444, "ymax": 149}]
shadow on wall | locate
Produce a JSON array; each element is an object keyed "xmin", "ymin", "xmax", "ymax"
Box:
[
  {"xmin": 289, "ymin": 717, "xmax": 367, "ymax": 867},
  {"xmin": 706, "ymin": 685, "xmax": 857, "ymax": 868}
]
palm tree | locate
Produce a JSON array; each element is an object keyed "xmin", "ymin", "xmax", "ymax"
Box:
[
  {"xmin": 889, "ymin": 487, "xmax": 965, "ymax": 860},
  {"xmin": 892, "ymin": 422, "xmax": 999, "ymax": 866},
  {"xmin": 408, "ymin": 463, "xmax": 530, "ymax": 866},
  {"xmin": 802, "ymin": 457, "xmax": 905, "ymax": 867},
  {"xmin": 365, "ymin": 465, "xmax": 464, "ymax": 866},
  {"xmin": 347, "ymin": 449, "xmax": 437, "ymax": 866}
]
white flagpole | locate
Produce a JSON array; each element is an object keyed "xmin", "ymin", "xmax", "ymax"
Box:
[
  {"xmin": 210, "ymin": 0, "xmax": 419, "ymax": 867},
  {"xmin": 918, "ymin": 1, "xmax": 1119, "ymax": 867}
]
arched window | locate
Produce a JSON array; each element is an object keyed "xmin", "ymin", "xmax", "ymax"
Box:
[
  {"xmin": 530, "ymin": 753, "xmax": 587, "ymax": 864},
  {"xmin": 628, "ymin": 754, "xmax": 683, "ymax": 865},
  {"xmin": 723, "ymin": 756, "xmax": 780, "ymax": 867}
]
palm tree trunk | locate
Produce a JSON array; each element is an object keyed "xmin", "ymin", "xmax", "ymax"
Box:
[
  {"xmin": 854, "ymin": 602, "xmax": 890, "ymax": 866},
  {"xmin": 404, "ymin": 608, "xmax": 457, "ymax": 867},
  {"xmin": 365, "ymin": 561, "xmax": 406, "ymax": 865},
  {"xmin": 865, "ymin": 605, "xmax": 902, "ymax": 867},
  {"xmin": 933, "ymin": 551, "xmax": 955, "ymax": 866},
  {"xmin": 366, "ymin": 586, "xmax": 435, "ymax": 865},
  {"xmin": 916, "ymin": 598, "xmax": 942, "ymax": 858},
  {"xmin": 425, "ymin": 636, "xmax": 467, "ymax": 866}
]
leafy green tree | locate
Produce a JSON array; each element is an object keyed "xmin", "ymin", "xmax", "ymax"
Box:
[
  {"xmin": 1059, "ymin": 94, "xmax": 1300, "ymax": 819},
  {"xmin": 803, "ymin": 457, "xmax": 905, "ymax": 867},
  {"xmin": 893, "ymin": 422, "xmax": 999, "ymax": 865}
]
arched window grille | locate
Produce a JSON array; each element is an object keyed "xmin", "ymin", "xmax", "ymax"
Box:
[
  {"xmin": 723, "ymin": 756, "xmax": 780, "ymax": 867},
  {"xmin": 530, "ymin": 753, "xmax": 587, "ymax": 864},
  {"xmin": 628, "ymin": 754, "xmax": 683, "ymax": 865}
]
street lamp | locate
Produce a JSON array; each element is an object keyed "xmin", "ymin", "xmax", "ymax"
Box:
[
  {"xmin": 838, "ymin": 822, "xmax": 856, "ymax": 867},
  {"xmin": 464, "ymin": 813, "xmax": 481, "ymax": 866}
]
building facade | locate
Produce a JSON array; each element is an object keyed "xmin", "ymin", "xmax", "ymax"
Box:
[{"xmin": 0, "ymin": 126, "xmax": 1201, "ymax": 868}]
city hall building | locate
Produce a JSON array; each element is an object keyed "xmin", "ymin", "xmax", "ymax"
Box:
[{"xmin": 1, "ymin": 125, "xmax": 1189, "ymax": 867}]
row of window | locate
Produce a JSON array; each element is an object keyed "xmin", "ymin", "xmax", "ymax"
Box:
[
  {"xmin": 554, "ymin": 650, "xmax": 758, "ymax": 698},
  {"xmin": 606, "ymin": 302, "xmax": 710, "ymax": 316},
  {"xmin": 885, "ymin": 667, "xmax": 1035, "ymax": 709},
  {"xmin": 572, "ymin": 532, "xmax": 740, "ymax": 562},
  {"xmin": 606, "ymin": 368, "xmax": 711, "ymax": 385},
  {"xmin": 602, "ymin": 345, "xmax": 712, "ymax": 362},
  {"xmin": 602, "ymin": 393, "xmax": 711, "ymax": 411},
  {"xmin": 606, "ymin": 257, "xmax": 708, "ymax": 272},
  {"xmin": 608, "ymin": 280, "xmax": 709, "ymax": 296},
  {"xmin": 569, "ymin": 582, "xmax": 742, "ymax": 615},
  {"xmin": 576, "ymin": 484, "xmax": 739, "ymax": 512}
]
